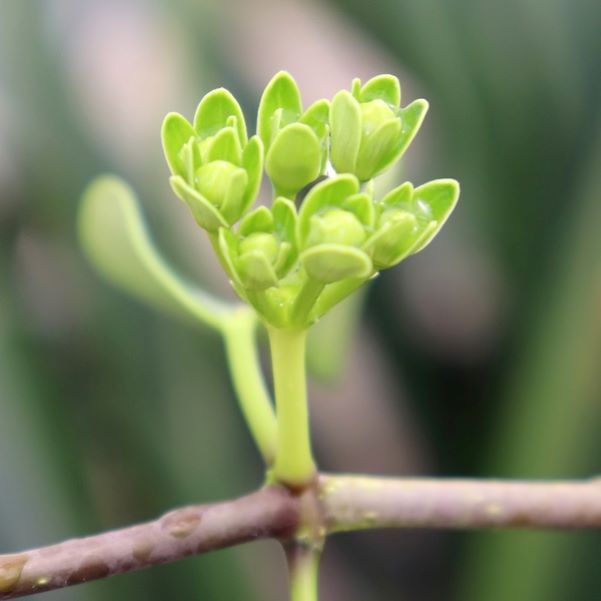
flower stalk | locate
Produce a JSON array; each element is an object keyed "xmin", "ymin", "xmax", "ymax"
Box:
[{"xmin": 268, "ymin": 326, "xmax": 316, "ymax": 487}]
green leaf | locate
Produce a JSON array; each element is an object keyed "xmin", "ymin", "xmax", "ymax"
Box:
[
  {"xmin": 239, "ymin": 205, "xmax": 274, "ymax": 236},
  {"xmin": 78, "ymin": 176, "xmax": 230, "ymax": 329},
  {"xmin": 356, "ymin": 117, "xmax": 402, "ymax": 181},
  {"xmin": 359, "ymin": 74, "xmax": 401, "ymax": 106},
  {"xmin": 265, "ymin": 123, "xmax": 322, "ymax": 197},
  {"xmin": 381, "ymin": 99, "xmax": 429, "ymax": 170},
  {"xmin": 298, "ymin": 175, "xmax": 360, "ymax": 245},
  {"xmin": 206, "ymin": 126, "xmax": 243, "ymax": 165},
  {"xmin": 240, "ymin": 135, "xmax": 264, "ymax": 214},
  {"xmin": 170, "ymin": 175, "xmax": 228, "ymax": 231},
  {"xmin": 330, "ymin": 90, "xmax": 361, "ymax": 174},
  {"xmin": 301, "ymin": 244, "xmax": 372, "ymax": 283},
  {"xmin": 257, "ymin": 71, "xmax": 302, "ymax": 148},
  {"xmin": 161, "ymin": 112, "xmax": 195, "ymax": 177},
  {"xmin": 193, "ymin": 88, "xmax": 247, "ymax": 144}
]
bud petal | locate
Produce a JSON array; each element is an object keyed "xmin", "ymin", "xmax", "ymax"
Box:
[
  {"xmin": 356, "ymin": 115, "xmax": 402, "ymax": 181},
  {"xmin": 161, "ymin": 113, "xmax": 195, "ymax": 178},
  {"xmin": 196, "ymin": 161, "xmax": 246, "ymax": 210},
  {"xmin": 170, "ymin": 175, "xmax": 228, "ymax": 232},
  {"xmin": 266, "ymin": 123, "xmax": 322, "ymax": 197},
  {"xmin": 258, "ymin": 71, "xmax": 302, "ymax": 148},
  {"xmin": 365, "ymin": 210, "xmax": 419, "ymax": 268},
  {"xmin": 301, "ymin": 244, "xmax": 372, "ymax": 283},
  {"xmin": 306, "ymin": 209, "xmax": 366, "ymax": 248},
  {"xmin": 358, "ymin": 74, "xmax": 401, "ymax": 106},
  {"xmin": 298, "ymin": 175, "xmax": 360, "ymax": 245},
  {"xmin": 330, "ymin": 90, "xmax": 361, "ymax": 174},
  {"xmin": 205, "ymin": 126, "xmax": 243, "ymax": 165},
  {"xmin": 194, "ymin": 88, "xmax": 247, "ymax": 144},
  {"xmin": 409, "ymin": 179, "xmax": 460, "ymax": 253}
]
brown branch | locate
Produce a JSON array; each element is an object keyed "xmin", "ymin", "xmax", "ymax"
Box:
[
  {"xmin": 2, "ymin": 476, "xmax": 601, "ymax": 598},
  {"xmin": 0, "ymin": 486, "xmax": 298, "ymax": 599},
  {"xmin": 320, "ymin": 474, "xmax": 601, "ymax": 532}
]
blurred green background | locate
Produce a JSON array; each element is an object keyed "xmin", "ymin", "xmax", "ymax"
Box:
[{"xmin": 1, "ymin": 0, "xmax": 600, "ymax": 599}]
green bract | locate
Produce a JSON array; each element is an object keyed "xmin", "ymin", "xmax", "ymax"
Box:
[
  {"xmin": 154, "ymin": 71, "xmax": 459, "ymax": 328},
  {"xmin": 258, "ymin": 71, "xmax": 330, "ymax": 199},
  {"xmin": 162, "ymin": 89, "xmax": 263, "ymax": 231},
  {"xmin": 330, "ymin": 75, "xmax": 428, "ymax": 181}
]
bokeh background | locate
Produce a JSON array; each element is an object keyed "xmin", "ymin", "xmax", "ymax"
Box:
[{"xmin": 1, "ymin": 0, "xmax": 601, "ymax": 599}]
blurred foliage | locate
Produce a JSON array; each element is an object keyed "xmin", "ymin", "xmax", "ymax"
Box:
[{"xmin": 1, "ymin": 0, "xmax": 600, "ymax": 600}]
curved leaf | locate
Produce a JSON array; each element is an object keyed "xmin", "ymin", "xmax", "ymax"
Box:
[{"xmin": 78, "ymin": 176, "xmax": 230, "ymax": 330}]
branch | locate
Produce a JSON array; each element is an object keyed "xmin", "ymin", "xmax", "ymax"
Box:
[
  {"xmin": 2, "ymin": 476, "xmax": 600, "ymax": 598},
  {"xmin": 0, "ymin": 486, "xmax": 298, "ymax": 599},
  {"xmin": 320, "ymin": 475, "xmax": 601, "ymax": 532}
]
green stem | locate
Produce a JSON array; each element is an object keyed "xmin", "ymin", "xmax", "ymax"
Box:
[
  {"xmin": 223, "ymin": 308, "xmax": 277, "ymax": 465},
  {"xmin": 286, "ymin": 545, "xmax": 321, "ymax": 601},
  {"xmin": 268, "ymin": 327, "xmax": 316, "ymax": 486},
  {"xmin": 292, "ymin": 277, "xmax": 325, "ymax": 326}
]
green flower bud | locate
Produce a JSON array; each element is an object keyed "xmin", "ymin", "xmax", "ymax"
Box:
[
  {"xmin": 298, "ymin": 176, "xmax": 373, "ymax": 284},
  {"xmin": 238, "ymin": 232, "xmax": 280, "ymax": 263},
  {"xmin": 306, "ymin": 209, "xmax": 366, "ymax": 248},
  {"xmin": 364, "ymin": 179, "xmax": 460, "ymax": 269},
  {"xmin": 360, "ymin": 99, "xmax": 397, "ymax": 136},
  {"xmin": 219, "ymin": 199, "xmax": 299, "ymax": 294},
  {"xmin": 258, "ymin": 72, "xmax": 330, "ymax": 198},
  {"xmin": 196, "ymin": 161, "xmax": 247, "ymax": 210},
  {"xmin": 161, "ymin": 88, "xmax": 263, "ymax": 231},
  {"xmin": 330, "ymin": 75, "xmax": 429, "ymax": 182},
  {"xmin": 366, "ymin": 209, "xmax": 419, "ymax": 269},
  {"xmin": 236, "ymin": 232, "xmax": 280, "ymax": 291}
]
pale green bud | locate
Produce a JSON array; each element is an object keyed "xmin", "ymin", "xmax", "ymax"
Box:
[
  {"xmin": 196, "ymin": 161, "xmax": 247, "ymax": 210},
  {"xmin": 238, "ymin": 232, "xmax": 280, "ymax": 263},
  {"xmin": 360, "ymin": 99, "xmax": 397, "ymax": 137},
  {"xmin": 307, "ymin": 209, "xmax": 366, "ymax": 248}
]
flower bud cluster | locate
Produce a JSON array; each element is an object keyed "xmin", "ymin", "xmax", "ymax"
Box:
[{"xmin": 161, "ymin": 72, "xmax": 459, "ymax": 328}]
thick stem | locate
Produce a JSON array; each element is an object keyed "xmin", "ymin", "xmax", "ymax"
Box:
[
  {"xmin": 268, "ymin": 327, "xmax": 317, "ymax": 487},
  {"xmin": 285, "ymin": 544, "xmax": 321, "ymax": 601},
  {"xmin": 223, "ymin": 308, "xmax": 277, "ymax": 465}
]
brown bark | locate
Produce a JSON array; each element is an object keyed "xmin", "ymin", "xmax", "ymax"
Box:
[{"xmin": 1, "ymin": 475, "xmax": 600, "ymax": 598}]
